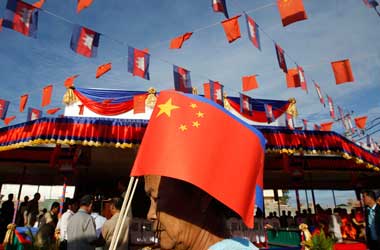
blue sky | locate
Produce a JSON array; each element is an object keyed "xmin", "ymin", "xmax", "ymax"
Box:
[
  {"xmin": 0, "ymin": 0, "xmax": 379, "ymax": 144},
  {"xmin": 0, "ymin": 0, "xmax": 378, "ymax": 207}
]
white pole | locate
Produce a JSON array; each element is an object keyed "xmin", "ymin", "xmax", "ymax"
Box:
[
  {"xmin": 109, "ymin": 176, "xmax": 136, "ymax": 250},
  {"xmin": 112, "ymin": 178, "xmax": 139, "ymax": 250}
]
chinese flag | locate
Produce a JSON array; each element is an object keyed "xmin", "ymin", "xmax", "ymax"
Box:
[
  {"xmin": 242, "ymin": 75, "xmax": 259, "ymax": 91},
  {"xmin": 277, "ymin": 0, "xmax": 308, "ymax": 27},
  {"xmin": 19, "ymin": 94, "xmax": 28, "ymax": 112},
  {"xmin": 41, "ymin": 85, "xmax": 53, "ymax": 107},
  {"xmin": 331, "ymin": 59, "xmax": 354, "ymax": 84},
  {"xmin": 32, "ymin": 0, "xmax": 45, "ymax": 8},
  {"xmin": 96, "ymin": 62, "xmax": 112, "ymax": 78},
  {"xmin": 170, "ymin": 32, "xmax": 193, "ymax": 49},
  {"xmin": 4, "ymin": 116, "xmax": 16, "ymax": 126},
  {"xmin": 77, "ymin": 0, "xmax": 93, "ymax": 13},
  {"xmin": 64, "ymin": 75, "xmax": 79, "ymax": 88},
  {"xmin": 133, "ymin": 94, "xmax": 146, "ymax": 114},
  {"xmin": 221, "ymin": 15, "xmax": 242, "ymax": 43},
  {"xmin": 354, "ymin": 116, "xmax": 367, "ymax": 129},
  {"xmin": 286, "ymin": 68, "xmax": 301, "ymax": 88},
  {"xmin": 130, "ymin": 90, "xmax": 265, "ymax": 228},
  {"xmin": 46, "ymin": 108, "xmax": 61, "ymax": 115},
  {"xmin": 320, "ymin": 121, "xmax": 334, "ymax": 131}
]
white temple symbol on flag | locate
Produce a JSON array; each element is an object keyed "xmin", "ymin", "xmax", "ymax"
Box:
[
  {"xmin": 19, "ymin": 8, "xmax": 32, "ymax": 27},
  {"xmin": 215, "ymin": 88, "xmax": 222, "ymax": 101},
  {"xmin": 248, "ymin": 21, "xmax": 255, "ymax": 39},
  {"xmin": 298, "ymin": 69, "xmax": 305, "ymax": 82},
  {"xmin": 136, "ymin": 57, "xmax": 145, "ymax": 71},
  {"xmin": 31, "ymin": 111, "xmax": 38, "ymax": 120},
  {"xmin": 213, "ymin": 0, "xmax": 221, "ymax": 4},
  {"xmin": 83, "ymin": 34, "xmax": 94, "ymax": 49},
  {"xmin": 243, "ymin": 99, "xmax": 250, "ymax": 110}
]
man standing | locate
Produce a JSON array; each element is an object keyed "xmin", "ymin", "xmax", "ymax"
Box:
[
  {"xmin": 57, "ymin": 198, "xmax": 78, "ymax": 250},
  {"xmin": 102, "ymin": 197, "xmax": 131, "ymax": 250},
  {"xmin": 0, "ymin": 194, "xmax": 14, "ymax": 242},
  {"xmin": 34, "ymin": 202, "xmax": 60, "ymax": 250},
  {"xmin": 25, "ymin": 193, "xmax": 41, "ymax": 227},
  {"xmin": 67, "ymin": 195, "xmax": 97, "ymax": 250},
  {"xmin": 363, "ymin": 190, "xmax": 380, "ymax": 250}
]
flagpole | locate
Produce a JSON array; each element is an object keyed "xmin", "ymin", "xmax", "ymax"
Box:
[{"xmin": 109, "ymin": 177, "xmax": 137, "ymax": 250}]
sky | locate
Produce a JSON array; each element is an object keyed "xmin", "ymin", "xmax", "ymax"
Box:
[{"xmin": 0, "ymin": 0, "xmax": 379, "ymax": 207}]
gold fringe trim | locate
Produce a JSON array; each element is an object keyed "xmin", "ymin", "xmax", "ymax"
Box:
[
  {"xmin": 63, "ymin": 87, "xmax": 78, "ymax": 105},
  {"xmin": 3, "ymin": 223, "xmax": 16, "ymax": 247},
  {"xmin": 266, "ymin": 148, "xmax": 380, "ymax": 172},
  {"xmin": 0, "ymin": 138, "xmax": 138, "ymax": 152}
]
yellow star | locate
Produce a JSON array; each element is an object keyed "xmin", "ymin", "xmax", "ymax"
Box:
[
  {"xmin": 192, "ymin": 121, "xmax": 200, "ymax": 128},
  {"xmin": 179, "ymin": 124, "xmax": 187, "ymax": 132},
  {"xmin": 190, "ymin": 103, "xmax": 197, "ymax": 109},
  {"xmin": 156, "ymin": 98, "xmax": 180, "ymax": 117},
  {"xmin": 196, "ymin": 111, "xmax": 204, "ymax": 118}
]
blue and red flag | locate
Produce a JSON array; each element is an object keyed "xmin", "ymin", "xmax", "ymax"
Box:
[
  {"xmin": 275, "ymin": 43, "xmax": 287, "ymax": 73},
  {"xmin": 239, "ymin": 93, "xmax": 252, "ymax": 115},
  {"xmin": 203, "ymin": 81, "xmax": 224, "ymax": 106},
  {"xmin": 302, "ymin": 119, "xmax": 307, "ymax": 130},
  {"xmin": 255, "ymin": 161, "xmax": 264, "ymax": 212},
  {"xmin": 363, "ymin": 0, "xmax": 379, "ymax": 8},
  {"xmin": 327, "ymin": 95, "xmax": 335, "ymax": 119},
  {"xmin": 173, "ymin": 65, "xmax": 192, "ymax": 93},
  {"xmin": 298, "ymin": 66, "xmax": 308, "ymax": 93},
  {"xmin": 70, "ymin": 25, "xmax": 100, "ymax": 58},
  {"xmin": 27, "ymin": 107, "xmax": 42, "ymax": 121},
  {"xmin": 313, "ymin": 81, "xmax": 325, "ymax": 106},
  {"xmin": 0, "ymin": 100, "xmax": 10, "ymax": 120},
  {"xmin": 264, "ymin": 104, "xmax": 274, "ymax": 123},
  {"xmin": 212, "ymin": 0, "xmax": 229, "ymax": 19},
  {"xmin": 3, "ymin": 0, "xmax": 39, "ymax": 37},
  {"xmin": 131, "ymin": 90, "xmax": 266, "ymax": 228},
  {"xmin": 245, "ymin": 14, "xmax": 261, "ymax": 50},
  {"xmin": 286, "ymin": 113, "xmax": 294, "ymax": 130},
  {"xmin": 128, "ymin": 46, "xmax": 150, "ymax": 80}
]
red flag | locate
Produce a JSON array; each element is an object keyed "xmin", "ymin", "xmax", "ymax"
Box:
[
  {"xmin": 42, "ymin": 85, "xmax": 53, "ymax": 107},
  {"xmin": 286, "ymin": 113, "xmax": 294, "ymax": 129},
  {"xmin": 19, "ymin": 94, "xmax": 28, "ymax": 112},
  {"xmin": 133, "ymin": 94, "xmax": 146, "ymax": 114},
  {"xmin": 27, "ymin": 107, "xmax": 41, "ymax": 121},
  {"xmin": 32, "ymin": 0, "xmax": 45, "ymax": 8},
  {"xmin": 239, "ymin": 93, "xmax": 252, "ymax": 115},
  {"xmin": 313, "ymin": 82, "xmax": 325, "ymax": 106},
  {"xmin": 264, "ymin": 104, "xmax": 274, "ymax": 123},
  {"xmin": 327, "ymin": 95, "xmax": 335, "ymax": 119},
  {"xmin": 314, "ymin": 124, "xmax": 320, "ymax": 131},
  {"xmin": 354, "ymin": 116, "xmax": 367, "ymax": 130},
  {"xmin": 245, "ymin": 14, "xmax": 261, "ymax": 50},
  {"xmin": 298, "ymin": 66, "xmax": 307, "ymax": 92},
  {"xmin": 275, "ymin": 43, "xmax": 287, "ymax": 73},
  {"xmin": 221, "ymin": 15, "xmax": 242, "ymax": 43},
  {"xmin": 320, "ymin": 121, "xmax": 334, "ymax": 131},
  {"xmin": 242, "ymin": 75, "xmax": 259, "ymax": 91},
  {"xmin": 0, "ymin": 19, "xmax": 3, "ymax": 32},
  {"xmin": 331, "ymin": 59, "xmax": 355, "ymax": 84},
  {"xmin": 64, "ymin": 75, "xmax": 79, "ymax": 88},
  {"xmin": 77, "ymin": 0, "xmax": 93, "ymax": 13},
  {"xmin": 46, "ymin": 108, "xmax": 61, "ymax": 115},
  {"xmin": 169, "ymin": 32, "xmax": 193, "ymax": 49},
  {"xmin": 0, "ymin": 100, "xmax": 10, "ymax": 120},
  {"xmin": 277, "ymin": 0, "xmax": 308, "ymax": 27},
  {"xmin": 212, "ymin": 0, "xmax": 229, "ymax": 18},
  {"xmin": 128, "ymin": 46, "xmax": 150, "ymax": 80},
  {"xmin": 203, "ymin": 81, "xmax": 224, "ymax": 106},
  {"xmin": 130, "ymin": 90, "xmax": 266, "ymax": 228},
  {"xmin": 96, "ymin": 62, "xmax": 112, "ymax": 78},
  {"xmin": 4, "ymin": 116, "xmax": 16, "ymax": 126},
  {"xmin": 78, "ymin": 104, "xmax": 85, "ymax": 115},
  {"xmin": 286, "ymin": 68, "xmax": 301, "ymax": 88}
]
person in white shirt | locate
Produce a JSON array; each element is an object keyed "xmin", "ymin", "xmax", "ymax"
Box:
[
  {"xmin": 57, "ymin": 198, "xmax": 78, "ymax": 250},
  {"xmin": 91, "ymin": 201, "xmax": 107, "ymax": 250}
]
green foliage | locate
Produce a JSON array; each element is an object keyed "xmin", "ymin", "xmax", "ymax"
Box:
[{"xmin": 305, "ymin": 230, "xmax": 334, "ymax": 250}]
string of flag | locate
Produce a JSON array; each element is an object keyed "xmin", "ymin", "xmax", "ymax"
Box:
[{"xmin": 0, "ymin": 0, "xmax": 375, "ymax": 139}]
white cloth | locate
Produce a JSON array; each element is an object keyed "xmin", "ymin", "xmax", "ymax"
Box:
[
  {"xmin": 209, "ymin": 237, "xmax": 259, "ymax": 250},
  {"xmin": 91, "ymin": 212, "xmax": 107, "ymax": 238},
  {"xmin": 57, "ymin": 209, "xmax": 75, "ymax": 241}
]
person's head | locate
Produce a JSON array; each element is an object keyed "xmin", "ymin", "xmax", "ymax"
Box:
[
  {"xmin": 287, "ymin": 211, "xmax": 292, "ymax": 216},
  {"xmin": 282, "ymin": 210, "xmax": 286, "ymax": 216},
  {"xmin": 302, "ymin": 209, "xmax": 307, "ymax": 215},
  {"xmin": 145, "ymin": 175, "xmax": 229, "ymax": 250},
  {"xmin": 34, "ymin": 193, "xmax": 41, "ymax": 201},
  {"xmin": 117, "ymin": 178, "xmax": 128, "ymax": 193},
  {"xmin": 24, "ymin": 196, "xmax": 29, "ymax": 202},
  {"xmin": 92, "ymin": 201, "xmax": 102, "ymax": 214},
  {"xmin": 307, "ymin": 208, "xmax": 312, "ymax": 214},
  {"xmin": 8, "ymin": 193, "xmax": 13, "ymax": 200},
  {"xmin": 362, "ymin": 190, "xmax": 377, "ymax": 207},
  {"xmin": 268, "ymin": 212, "xmax": 273, "ymax": 217},
  {"xmin": 79, "ymin": 195, "xmax": 93, "ymax": 213},
  {"xmin": 273, "ymin": 211, "xmax": 277, "ymax": 217},
  {"xmin": 50, "ymin": 202, "xmax": 60, "ymax": 215},
  {"xmin": 110, "ymin": 197, "xmax": 123, "ymax": 215}
]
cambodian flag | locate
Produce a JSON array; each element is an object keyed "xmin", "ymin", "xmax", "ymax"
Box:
[
  {"xmin": 275, "ymin": 43, "xmax": 287, "ymax": 73},
  {"xmin": 239, "ymin": 93, "xmax": 252, "ymax": 115},
  {"xmin": 327, "ymin": 95, "xmax": 335, "ymax": 119},
  {"xmin": 286, "ymin": 113, "xmax": 294, "ymax": 130},
  {"xmin": 70, "ymin": 25, "xmax": 100, "ymax": 58},
  {"xmin": 128, "ymin": 46, "xmax": 150, "ymax": 80},
  {"xmin": 3, "ymin": 0, "xmax": 39, "ymax": 37},
  {"xmin": 313, "ymin": 81, "xmax": 325, "ymax": 106},
  {"xmin": 0, "ymin": 100, "xmax": 10, "ymax": 120},
  {"xmin": 203, "ymin": 80, "xmax": 224, "ymax": 106},
  {"xmin": 245, "ymin": 14, "xmax": 261, "ymax": 50},
  {"xmin": 264, "ymin": 104, "xmax": 274, "ymax": 123},
  {"xmin": 27, "ymin": 107, "xmax": 41, "ymax": 121},
  {"xmin": 212, "ymin": 0, "xmax": 229, "ymax": 18},
  {"xmin": 173, "ymin": 65, "xmax": 192, "ymax": 93}
]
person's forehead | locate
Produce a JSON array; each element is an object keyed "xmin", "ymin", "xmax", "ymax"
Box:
[{"xmin": 144, "ymin": 175, "xmax": 161, "ymax": 196}]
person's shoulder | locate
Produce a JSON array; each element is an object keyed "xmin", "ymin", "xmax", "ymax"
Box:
[{"xmin": 209, "ymin": 237, "xmax": 259, "ymax": 250}]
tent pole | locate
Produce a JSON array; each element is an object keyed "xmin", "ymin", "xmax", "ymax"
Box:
[
  {"xmin": 295, "ymin": 189, "xmax": 301, "ymax": 212},
  {"xmin": 332, "ymin": 190, "xmax": 337, "ymax": 208},
  {"xmin": 305, "ymin": 190, "xmax": 309, "ymax": 210},
  {"xmin": 311, "ymin": 189, "xmax": 317, "ymax": 213}
]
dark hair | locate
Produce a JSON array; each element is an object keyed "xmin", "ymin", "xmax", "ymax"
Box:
[
  {"xmin": 363, "ymin": 190, "xmax": 376, "ymax": 201},
  {"xmin": 51, "ymin": 202, "xmax": 60, "ymax": 210},
  {"xmin": 111, "ymin": 197, "xmax": 123, "ymax": 210},
  {"xmin": 80, "ymin": 195, "xmax": 93, "ymax": 206},
  {"xmin": 8, "ymin": 193, "xmax": 13, "ymax": 199},
  {"xmin": 92, "ymin": 201, "xmax": 102, "ymax": 213}
]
